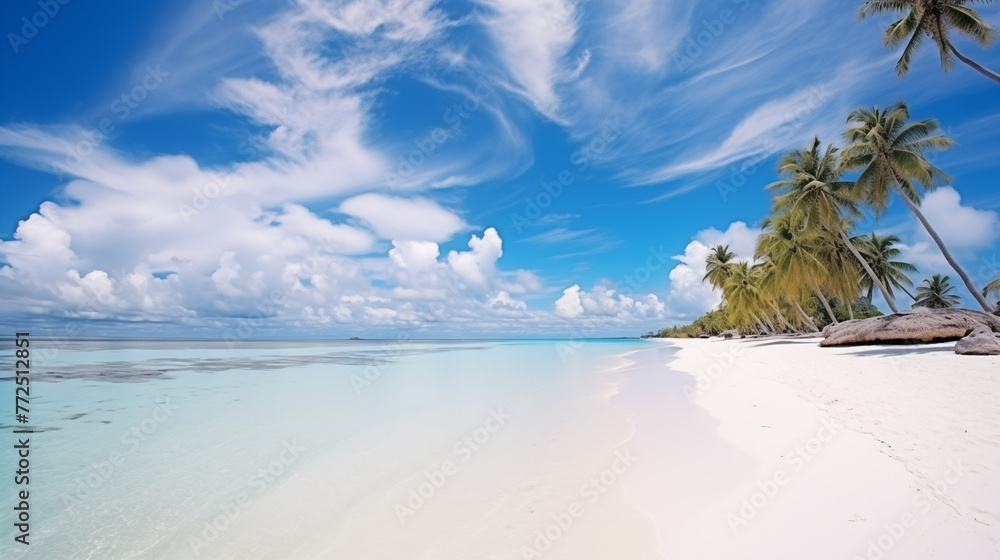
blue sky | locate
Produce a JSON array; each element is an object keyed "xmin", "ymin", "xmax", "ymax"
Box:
[{"xmin": 1, "ymin": 0, "xmax": 999, "ymax": 338}]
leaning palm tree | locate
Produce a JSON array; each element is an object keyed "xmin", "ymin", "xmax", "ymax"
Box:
[
  {"xmin": 856, "ymin": 232, "xmax": 919, "ymax": 302},
  {"xmin": 704, "ymin": 245, "xmax": 737, "ymax": 291},
  {"xmin": 768, "ymin": 137, "xmax": 899, "ymax": 312},
  {"xmin": 859, "ymin": 0, "xmax": 1000, "ymax": 84},
  {"xmin": 985, "ymin": 276, "xmax": 1000, "ymax": 298},
  {"xmin": 755, "ymin": 258, "xmax": 807, "ymax": 332},
  {"xmin": 985, "ymin": 275, "xmax": 1000, "ymax": 314},
  {"xmin": 842, "ymin": 102, "xmax": 993, "ymax": 312},
  {"xmin": 913, "ymin": 274, "xmax": 962, "ymax": 308},
  {"xmin": 816, "ymin": 223, "xmax": 866, "ymax": 319},
  {"xmin": 756, "ymin": 213, "xmax": 839, "ymax": 325},
  {"xmin": 721, "ymin": 261, "xmax": 767, "ymax": 333}
]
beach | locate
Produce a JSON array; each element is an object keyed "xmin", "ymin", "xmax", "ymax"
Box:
[
  {"xmin": 2, "ymin": 337, "xmax": 998, "ymax": 559},
  {"xmin": 646, "ymin": 337, "xmax": 1000, "ymax": 559}
]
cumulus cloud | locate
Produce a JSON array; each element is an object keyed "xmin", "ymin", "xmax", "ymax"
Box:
[
  {"xmin": 554, "ymin": 284, "xmax": 584, "ymax": 318},
  {"xmin": 663, "ymin": 221, "xmax": 760, "ymax": 318},
  {"xmin": 889, "ymin": 188, "xmax": 1000, "ymax": 290},
  {"xmin": 388, "ymin": 240, "xmax": 440, "ymax": 271},
  {"xmin": 340, "ymin": 194, "xmax": 469, "ymax": 242},
  {"xmin": 447, "ymin": 227, "xmax": 504, "ymax": 287},
  {"xmin": 913, "ymin": 187, "xmax": 999, "ymax": 253},
  {"xmin": 554, "ymin": 283, "xmax": 664, "ymax": 321}
]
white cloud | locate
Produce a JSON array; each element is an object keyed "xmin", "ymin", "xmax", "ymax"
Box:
[
  {"xmin": 641, "ymin": 82, "xmax": 838, "ymax": 184},
  {"xmin": 211, "ymin": 251, "xmax": 244, "ymax": 297},
  {"xmin": 447, "ymin": 227, "xmax": 503, "ymax": 287},
  {"xmin": 553, "ymin": 283, "xmax": 663, "ymax": 321},
  {"xmin": 488, "ymin": 290, "xmax": 528, "ymax": 313},
  {"xmin": 477, "ymin": 0, "xmax": 583, "ymax": 121},
  {"xmin": 388, "ymin": 240, "xmax": 440, "ymax": 271},
  {"xmin": 913, "ymin": 187, "xmax": 999, "ymax": 253},
  {"xmin": 663, "ymin": 221, "xmax": 760, "ymax": 318},
  {"xmin": 340, "ymin": 194, "xmax": 468, "ymax": 242},
  {"xmin": 275, "ymin": 204, "xmax": 376, "ymax": 254},
  {"xmin": 554, "ymin": 284, "xmax": 584, "ymax": 318}
]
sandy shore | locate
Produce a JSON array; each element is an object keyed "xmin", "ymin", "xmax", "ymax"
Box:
[{"xmin": 640, "ymin": 337, "xmax": 1000, "ymax": 559}]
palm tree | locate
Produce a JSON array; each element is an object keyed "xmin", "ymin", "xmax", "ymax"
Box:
[
  {"xmin": 817, "ymin": 223, "xmax": 865, "ymax": 319},
  {"xmin": 985, "ymin": 276, "xmax": 1000, "ymax": 299},
  {"xmin": 985, "ymin": 276, "xmax": 1000, "ymax": 315},
  {"xmin": 755, "ymin": 258, "xmax": 807, "ymax": 332},
  {"xmin": 856, "ymin": 232, "xmax": 919, "ymax": 302},
  {"xmin": 913, "ymin": 274, "xmax": 962, "ymax": 308},
  {"xmin": 756, "ymin": 213, "xmax": 838, "ymax": 325},
  {"xmin": 704, "ymin": 245, "xmax": 737, "ymax": 290},
  {"xmin": 859, "ymin": 0, "xmax": 1000, "ymax": 84},
  {"xmin": 842, "ymin": 102, "xmax": 993, "ymax": 312},
  {"xmin": 721, "ymin": 262, "xmax": 767, "ymax": 333},
  {"xmin": 767, "ymin": 137, "xmax": 899, "ymax": 312}
]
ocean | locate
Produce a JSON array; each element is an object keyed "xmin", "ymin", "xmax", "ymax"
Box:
[{"xmin": 0, "ymin": 338, "xmax": 685, "ymax": 559}]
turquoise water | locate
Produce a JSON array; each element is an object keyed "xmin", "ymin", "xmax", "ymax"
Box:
[{"xmin": 0, "ymin": 338, "xmax": 667, "ymax": 559}]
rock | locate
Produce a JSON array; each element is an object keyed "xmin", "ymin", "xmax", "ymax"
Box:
[
  {"xmin": 698, "ymin": 333, "xmax": 710, "ymax": 339},
  {"xmin": 721, "ymin": 329, "xmax": 738, "ymax": 340},
  {"xmin": 955, "ymin": 326, "xmax": 1000, "ymax": 355},
  {"xmin": 820, "ymin": 308, "xmax": 1000, "ymax": 347}
]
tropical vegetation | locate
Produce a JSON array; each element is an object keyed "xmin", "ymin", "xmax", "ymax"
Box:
[
  {"xmin": 859, "ymin": 0, "xmax": 1000, "ymax": 84},
  {"xmin": 649, "ymin": 7, "xmax": 999, "ymax": 337},
  {"xmin": 842, "ymin": 101, "xmax": 993, "ymax": 312},
  {"xmin": 984, "ymin": 275, "xmax": 1000, "ymax": 315},
  {"xmin": 913, "ymin": 274, "xmax": 962, "ymax": 308},
  {"xmin": 653, "ymin": 102, "xmax": 998, "ymax": 337},
  {"xmin": 856, "ymin": 233, "xmax": 918, "ymax": 302}
]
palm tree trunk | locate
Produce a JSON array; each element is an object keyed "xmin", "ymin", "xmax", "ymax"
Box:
[
  {"xmin": 948, "ymin": 42, "xmax": 1000, "ymax": 85},
  {"xmin": 892, "ymin": 183, "xmax": 993, "ymax": 312},
  {"xmin": 839, "ymin": 229, "xmax": 899, "ymax": 313},
  {"xmin": 898, "ymin": 284, "xmax": 917, "ymax": 302},
  {"xmin": 813, "ymin": 286, "xmax": 838, "ymax": 325},
  {"xmin": 768, "ymin": 301, "xmax": 798, "ymax": 333},
  {"xmin": 751, "ymin": 314, "xmax": 771, "ymax": 335},
  {"xmin": 847, "ymin": 298, "xmax": 854, "ymax": 320},
  {"xmin": 761, "ymin": 314, "xmax": 778, "ymax": 334},
  {"xmin": 792, "ymin": 300, "xmax": 819, "ymax": 332}
]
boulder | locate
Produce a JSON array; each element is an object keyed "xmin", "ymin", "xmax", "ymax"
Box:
[
  {"xmin": 820, "ymin": 308, "xmax": 1000, "ymax": 347},
  {"xmin": 721, "ymin": 329, "xmax": 738, "ymax": 340},
  {"xmin": 955, "ymin": 326, "xmax": 1000, "ymax": 356}
]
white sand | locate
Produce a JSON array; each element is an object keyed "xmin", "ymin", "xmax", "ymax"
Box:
[{"xmin": 636, "ymin": 337, "xmax": 1000, "ymax": 559}]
